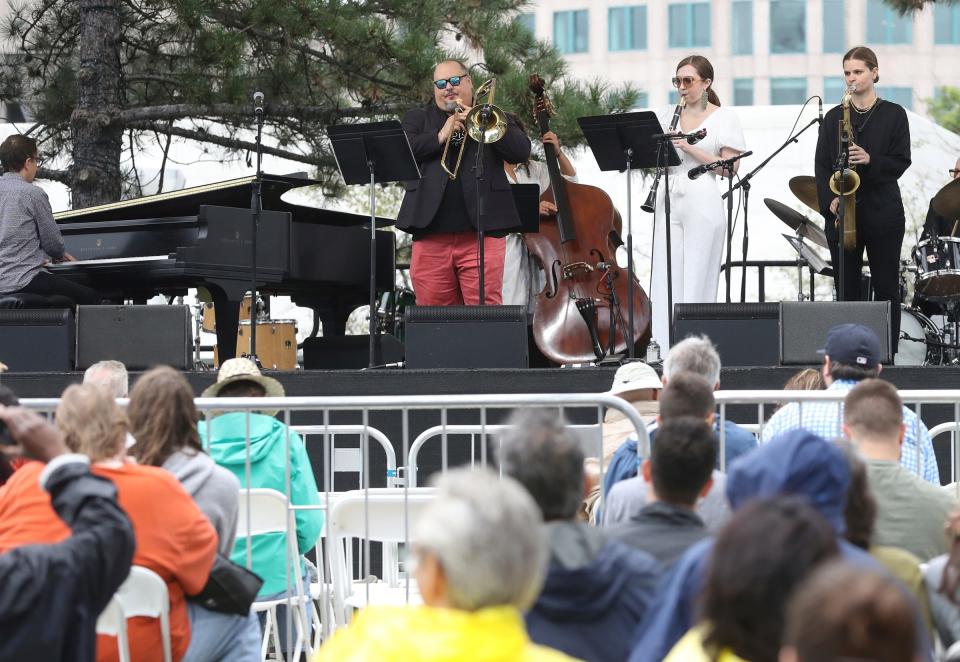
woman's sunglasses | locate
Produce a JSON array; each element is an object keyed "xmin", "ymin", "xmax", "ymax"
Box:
[{"xmin": 672, "ymin": 76, "xmax": 702, "ymax": 88}]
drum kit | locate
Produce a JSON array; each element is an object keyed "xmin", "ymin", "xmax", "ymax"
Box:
[{"xmin": 766, "ymin": 175, "xmax": 960, "ymax": 366}]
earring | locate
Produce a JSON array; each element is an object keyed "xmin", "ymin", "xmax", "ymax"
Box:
[{"xmin": 700, "ymin": 89, "xmax": 708, "ymax": 110}]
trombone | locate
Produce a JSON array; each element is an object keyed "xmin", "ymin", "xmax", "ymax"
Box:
[{"xmin": 441, "ymin": 78, "xmax": 508, "ymax": 180}]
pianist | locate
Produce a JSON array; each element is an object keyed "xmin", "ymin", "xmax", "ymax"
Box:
[{"xmin": 0, "ymin": 135, "xmax": 98, "ymax": 307}]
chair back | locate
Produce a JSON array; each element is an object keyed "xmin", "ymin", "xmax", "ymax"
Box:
[{"xmin": 98, "ymin": 566, "xmax": 172, "ymax": 662}]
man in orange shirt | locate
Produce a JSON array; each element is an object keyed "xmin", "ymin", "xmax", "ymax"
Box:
[{"xmin": 0, "ymin": 385, "xmax": 260, "ymax": 662}]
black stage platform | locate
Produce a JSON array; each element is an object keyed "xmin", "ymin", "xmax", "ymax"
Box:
[{"xmin": 5, "ymin": 366, "xmax": 960, "ymax": 485}]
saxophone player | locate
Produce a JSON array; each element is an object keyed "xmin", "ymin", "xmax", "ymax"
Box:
[{"xmin": 815, "ymin": 46, "xmax": 911, "ymax": 346}]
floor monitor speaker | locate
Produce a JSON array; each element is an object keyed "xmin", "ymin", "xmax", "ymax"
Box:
[{"xmin": 404, "ymin": 305, "xmax": 528, "ymax": 369}]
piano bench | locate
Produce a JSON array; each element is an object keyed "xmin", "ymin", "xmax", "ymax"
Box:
[
  {"xmin": 0, "ymin": 293, "xmax": 60, "ymax": 309},
  {"xmin": 0, "ymin": 308, "xmax": 74, "ymax": 371}
]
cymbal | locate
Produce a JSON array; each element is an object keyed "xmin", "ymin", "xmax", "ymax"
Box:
[
  {"xmin": 933, "ymin": 178, "xmax": 960, "ymax": 220},
  {"xmin": 764, "ymin": 198, "xmax": 829, "ymax": 249},
  {"xmin": 783, "ymin": 234, "xmax": 833, "ymax": 276},
  {"xmin": 788, "ymin": 176, "xmax": 820, "ymax": 213}
]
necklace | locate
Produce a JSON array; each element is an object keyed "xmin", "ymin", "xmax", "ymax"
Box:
[{"xmin": 852, "ymin": 97, "xmax": 880, "ymax": 115}]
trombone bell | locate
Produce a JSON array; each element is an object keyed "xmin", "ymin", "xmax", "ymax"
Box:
[{"xmin": 440, "ymin": 77, "xmax": 507, "ymax": 180}]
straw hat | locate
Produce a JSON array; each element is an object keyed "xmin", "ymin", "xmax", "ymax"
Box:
[{"xmin": 202, "ymin": 357, "xmax": 285, "ymax": 399}]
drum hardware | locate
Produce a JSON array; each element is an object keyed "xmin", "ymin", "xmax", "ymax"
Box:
[
  {"xmin": 376, "ymin": 287, "xmax": 416, "ymax": 340},
  {"xmin": 896, "ymin": 306, "xmax": 944, "ymax": 366},
  {"xmin": 782, "ymin": 234, "xmax": 831, "ymax": 302}
]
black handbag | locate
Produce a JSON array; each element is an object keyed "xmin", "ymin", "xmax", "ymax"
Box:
[{"xmin": 191, "ymin": 553, "xmax": 264, "ymax": 616}]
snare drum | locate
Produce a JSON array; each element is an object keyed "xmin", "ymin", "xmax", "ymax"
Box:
[
  {"xmin": 914, "ymin": 236, "xmax": 960, "ymax": 300},
  {"xmin": 895, "ymin": 306, "xmax": 942, "ymax": 366}
]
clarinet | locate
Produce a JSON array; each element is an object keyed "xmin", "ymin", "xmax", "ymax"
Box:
[{"xmin": 641, "ymin": 97, "xmax": 686, "ymax": 213}]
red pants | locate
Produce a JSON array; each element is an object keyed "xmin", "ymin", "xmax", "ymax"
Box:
[{"xmin": 411, "ymin": 232, "xmax": 505, "ymax": 305}]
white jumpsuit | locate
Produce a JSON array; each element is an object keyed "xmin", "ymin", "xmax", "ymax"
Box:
[{"xmin": 650, "ymin": 105, "xmax": 746, "ymax": 348}]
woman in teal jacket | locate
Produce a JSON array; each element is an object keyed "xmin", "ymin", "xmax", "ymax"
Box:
[{"xmin": 199, "ymin": 358, "xmax": 324, "ymax": 598}]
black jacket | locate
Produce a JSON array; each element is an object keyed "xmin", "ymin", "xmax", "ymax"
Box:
[
  {"xmin": 814, "ymin": 100, "xmax": 911, "ymax": 237},
  {"xmin": 396, "ymin": 102, "xmax": 531, "ymax": 234},
  {"xmin": 0, "ymin": 460, "xmax": 135, "ymax": 662}
]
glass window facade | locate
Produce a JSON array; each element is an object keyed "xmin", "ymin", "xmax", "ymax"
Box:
[
  {"xmin": 553, "ymin": 10, "xmax": 589, "ymax": 54},
  {"xmin": 935, "ymin": 3, "xmax": 960, "ymax": 44},
  {"xmin": 824, "ymin": 77, "xmax": 846, "ymax": 105},
  {"xmin": 877, "ymin": 86, "xmax": 912, "ymax": 110},
  {"xmin": 668, "ymin": 2, "xmax": 711, "ymax": 48},
  {"xmin": 731, "ymin": 1, "xmax": 752, "ymax": 55},
  {"xmin": 866, "ymin": 0, "xmax": 912, "ymax": 44},
  {"xmin": 517, "ymin": 13, "xmax": 536, "ymax": 35},
  {"xmin": 771, "ymin": 77, "xmax": 808, "ymax": 105},
  {"xmin": 733, "ymin": 78, "xmax": 754, "ymax": 106},
  {"xmin": 770, "ymin": 0, "xmax": 806, "ymax": 53},
  {"xmin": 609, "ymin": 6, "xmax": 647, "ymax": 51},
  {"xmin": 822, "ymin": 0, "xmax": 845, "ymax": 53}
]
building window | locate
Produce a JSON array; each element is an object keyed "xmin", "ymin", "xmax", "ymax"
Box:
[
  {"xmin": 866, "ymin": 0, "xmax": 912, "ymax": 44},
  {"xmin": 733, "ymin": 78, "xmax": 754, "ymax": 106},
  {"xmin": 668, "ymin": 2, "xmax": 710, "ymax": 48},
  {"xmin": 609, "ymin": 6, "xmax": 647, "ymax": 51},
  {"xmin": 636, "ymin": 91, "xmax": 650, "ymax": 108},
  {"xmin": 824, "ymin": 76, "xmax": 846, "ymax": 105},
  {"xmin": 935, "ymin": 3, "xmax": 960, "ymax": 44},
  {"xmin": 769, "ymin": 0, "xmax": 806, "ymax": 53},
  {"xmin": 822, "ymin": 0, "xmax": 845, "ymax": 53},
  {"xmin": 731, "ymin": 1, "xmax": 753, "ymax": 55},
  {"xmin": 771, "ymin": 77, "xmax": 808, "ymax": 105},
  {"xmin": 877, "ymin": 86, "xmax": 912, "ymax": 110},
  {"xmin": 518, "ymin": 13, "xmax": 536, "ymax": 35},
  {"xmin": 553, "ymin": 10, "xmax": 589, "ymax": 54}
]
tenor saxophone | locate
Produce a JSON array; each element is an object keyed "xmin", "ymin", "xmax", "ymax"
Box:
[{"xmin": 830, "ymin": 86, "xmax": 861, "ymax": 251}]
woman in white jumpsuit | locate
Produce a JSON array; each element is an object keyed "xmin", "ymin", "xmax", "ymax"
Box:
[{"xmin": 650, "ymin": 55, "xmax": 746, "ymax": 348}]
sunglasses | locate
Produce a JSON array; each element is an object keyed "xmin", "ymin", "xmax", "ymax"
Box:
[
  {"xmin": 434, "ymin": 75, "xmax": 468, "ymax": 89},
  {"xmin": 672, "ymin": 76, "xmax": 701, "ymax": 88}
]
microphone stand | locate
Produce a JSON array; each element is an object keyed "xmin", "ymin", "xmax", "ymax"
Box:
[
  {"xmin": 723, "ymin": 116, "xmax": 819, "ymax": 302},
  {"xmin": 474, "ymin": 104, "xmax": 490, "ymax": 305},
  {"xmin": 249, "ymin": 95, "xmax": 265, "ymax": 362}
]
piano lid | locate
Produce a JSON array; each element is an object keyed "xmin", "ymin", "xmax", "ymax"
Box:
[{"xmin": 54, "ymin": 173, "xmax": 395, "ymax": 228}]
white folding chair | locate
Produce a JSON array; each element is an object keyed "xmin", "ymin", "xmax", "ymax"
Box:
[
  {"xmin": 97, "ymin": 566, "xmax": 172, "ymax": 662},
  {"xmin": 327, "ymin": 488, "xmax": 435, "ymax": 627},
  {"xmin": 236, "ymin": 488, "xmax": 314, "ymax": 662},
  {"xmin": 96, "ymin": 597, "xmax": 131, "ymax": 662}
]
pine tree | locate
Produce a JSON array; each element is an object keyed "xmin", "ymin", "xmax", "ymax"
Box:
[{"xmin": 1, "ymin": 0, "xmax": 638, "ymax": 207}]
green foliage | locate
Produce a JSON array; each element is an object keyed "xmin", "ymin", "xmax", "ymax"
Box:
[
  {"xmin": 1, "ymin": 0, "xmax": 640, "ymax": 202},
  {"xmin": 929, "ymin": 86, "xmax": 960, "ymax": 135}
]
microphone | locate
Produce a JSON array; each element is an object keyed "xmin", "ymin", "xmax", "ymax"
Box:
[
  {"xmin": 253, "ymin": 91, "xmax": 264, "ymax": 116},
  {"xmin": 818, "ymin": 95, "xmax": 823, "ymax": 123},
  {"xmin": 688, "ymin": 160, "xmax": 721, "ymax": 180}
]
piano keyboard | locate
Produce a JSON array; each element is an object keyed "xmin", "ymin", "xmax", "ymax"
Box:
[{"xmin": 58, "ymin": 255, "xmax": 171, "ymax": 266}]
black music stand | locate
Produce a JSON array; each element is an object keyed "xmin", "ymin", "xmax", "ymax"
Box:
[
  {"xmin": 327, "ymin": 120, "xmax": 420, "ymax": 368},
  {"xmin": 578, "ymin": 111, "xmax": 680, "ymax": 353},
  {"xmin": 511, "ymin": 183, "xmax": 541, "ymax": 233}
]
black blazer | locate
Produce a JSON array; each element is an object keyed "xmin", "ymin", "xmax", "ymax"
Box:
[{"xmin": 396, "ymin": 103, "xmax": 532, "ymax": 234}]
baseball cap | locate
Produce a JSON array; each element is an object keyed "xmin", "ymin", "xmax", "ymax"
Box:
[
  {"xmin": 609, "ymin": 361, "xmax": 663, "ymax": 396},
  {"xmin": 818, "ymin": 324, "xmax": 881, "ymax": 368}
]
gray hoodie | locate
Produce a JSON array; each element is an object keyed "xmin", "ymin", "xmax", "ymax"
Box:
[{"xmin": 162, "ymin": 449, "xmax": 239, "ymax": 554}]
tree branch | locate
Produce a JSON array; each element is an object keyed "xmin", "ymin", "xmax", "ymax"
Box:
[
  {"xmin": 36, "ymin": 166, "xmax": 71, "ymax": 184},
  {"xmin": 127, "ymin": 121, "xmax": 323, "ymax": 165},
  {"xmin": 118, "ymin": 102, "xmax": 401, "ymax": 123}
]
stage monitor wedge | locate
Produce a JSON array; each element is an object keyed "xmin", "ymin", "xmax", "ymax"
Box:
[
  {"xmin": 780, "ymin": 301, "xmax": 891, "ymax": 365},
  {"xmin": 77, "ymin": 305, "xmax": 193, "ymax": 370},
  {"xmin": 404, "ymin": 305, "xmax": 528, "ymax": 369},
  {"xmin": 673, "ymin": 303, "xmax": 780, "ymax": 367}
]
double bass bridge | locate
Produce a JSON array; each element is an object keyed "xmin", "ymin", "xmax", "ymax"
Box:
[{"xmin": 561, "ymin": 261, "xmax": 595, "ymax": 280}]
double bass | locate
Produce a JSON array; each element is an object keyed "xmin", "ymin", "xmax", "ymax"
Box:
[{"xmin": 522, "ymin": 74, "xmax": 651, "ymax": 364}]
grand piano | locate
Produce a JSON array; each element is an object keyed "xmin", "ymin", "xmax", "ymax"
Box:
[{"xmin": 48, "ymin": 174, "xmax": 396, "ymax": 361}]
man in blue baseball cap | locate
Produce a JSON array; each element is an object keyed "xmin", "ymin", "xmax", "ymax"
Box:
[{"xmin": 763, "ymin": 323, "xmax": 939, "ymax": 484}]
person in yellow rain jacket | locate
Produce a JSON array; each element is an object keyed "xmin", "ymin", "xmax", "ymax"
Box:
[{"xmin": 315, "ymin": 468, "xmax": 580, "ymax": 662}]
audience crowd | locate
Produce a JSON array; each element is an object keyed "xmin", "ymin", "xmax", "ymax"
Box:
[{"xmin": 0, "ymin": 323, "xmax": 956, "ymax": 661}]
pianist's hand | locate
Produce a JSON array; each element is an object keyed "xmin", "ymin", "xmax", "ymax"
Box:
[{"xmin": 57, "ymin": 252, "xmax": 78, "ymax": 263}]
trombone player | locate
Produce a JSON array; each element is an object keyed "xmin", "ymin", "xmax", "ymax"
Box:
[
  {"xmin": 397, "ymin": 60, "xmax": 531, "ymax": 305},
  {"xmin": 814, "ymin": 46, "xmax": 911, "ymax": 345}
]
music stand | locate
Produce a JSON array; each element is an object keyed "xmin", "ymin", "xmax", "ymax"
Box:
[
  {"xmin": 578, "ymin": 111, "xmax": 681, "ymax": 353},
  {"xmin": 327, "ymin": 120, "xmax": 420, "ymax": 368},
  {"xmin": 511, "ymin": 183, "xmax": 541, "ymax": 233}
]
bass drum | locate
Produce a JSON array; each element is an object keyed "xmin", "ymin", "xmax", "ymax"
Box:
[{"xmin": 895, "ymin": 307, "xmax": 942, "ymax": 366}]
